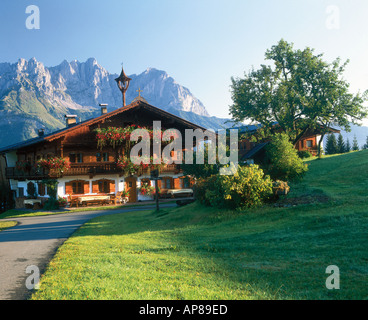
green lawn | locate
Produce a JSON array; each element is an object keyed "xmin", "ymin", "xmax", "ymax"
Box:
[
  {"xmin": 0, "ymin": 220, "xmax": 17, "ymax": 231},
  {"xmin": 31, "ymin": 151, "xmax": 368, "ymax": 300},
  {"xmin": 0, "ymin": 201, "xmax": 175, "ymax": 220}
]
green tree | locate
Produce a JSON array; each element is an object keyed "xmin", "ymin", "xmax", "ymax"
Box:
[
  {"xmin": 325, "ymin": 134, "xmax": 337, "ymax": 155},
  {"xmin": 337, "ymin": 133, "xmax": 346, "ymax": 153},
  {"xmin": 362, "ymin": 136, "xmax": 368, "ymax": 149},
  {"xmin": 345, "ymin": 138, "xmax": 351, "ymax": 153},
  {"xmin": 230, "ymin": 39, "xmax": 367, "ymax": 157},
  {"xmin": 265, "ymin": 133, "xmax": 308, "ymax": 182},
  {"xmin": 181, "ymin": 144, "xmax": 220, "ymax": 179},
  {"xmin": 352, "ymin": 135, "xmax": 360, "ymax": 151}
]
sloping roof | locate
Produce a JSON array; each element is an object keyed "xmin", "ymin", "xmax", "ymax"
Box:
[
  {"xmin": 0, "ymin": 100, "xmax": 208, "ymax": 154},
  {"xmin": 232, "ymin": 124, "xmax": 262, "ymax": 134},
  {"xmin": 235, "ymin": 122, "xmax": 340, "ymax": 136},
  {"xmin": 241, "ymin": 142, "xmax": 269, "ymax": 161}
]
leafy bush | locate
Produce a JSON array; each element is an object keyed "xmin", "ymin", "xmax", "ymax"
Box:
[
  {"xmin": 265, "ymin": 133, "xmax": 308, "ymax": 182},
  {"xmin": 138, "ymin": 182, "xmax": 155, "ymax": 196},
  {"xmin": 58, "ymin": 196, "xmax": 68, "ymax": 207},
  {"xmin": 272, "ymin": 180, "xmax": 290, "ymax": 196},
  {"xmin": 26, "ymin": 182, "xmax": 37, "ymax": 199},
  {"xmin": 194, "ymin": 164, "xmax": 273, "ymax": 209},
  {"xmin": 43, "ymin": 198, "xmax": 60, "ymax": 210},
  {"xmin": 297, "ymin": 150, "xmax": 312, "ymax": 159}
]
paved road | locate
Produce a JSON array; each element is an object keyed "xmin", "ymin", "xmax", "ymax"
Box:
[{"xmin": 0, "ymin": 204, "xmax": 175, "ymax": 300}]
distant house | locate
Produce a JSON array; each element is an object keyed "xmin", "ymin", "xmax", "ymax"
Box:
[{"xmin": 235, "ymin": 123, "xmax": 340, "ymax": 163}]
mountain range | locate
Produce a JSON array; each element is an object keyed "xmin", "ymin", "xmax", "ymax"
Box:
[
  {"xmin": 0, "ymin": 58, "xmax": 235, "ymax": 148},
  {"xmin": 0, "ymin": 57, "xmax": 367, "ymax": 150}
]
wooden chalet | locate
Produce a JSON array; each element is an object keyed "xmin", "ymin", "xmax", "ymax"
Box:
[
  {"xmin": 0, "ymin": 67, "xmax": 204, "ymax": 207},
  {"xmin": 237, "ymin": 123, "xmax": 340, "ymax": 163}
]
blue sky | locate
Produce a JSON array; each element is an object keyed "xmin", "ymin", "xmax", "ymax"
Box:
[{"xmin": 1, "ymin": 0, "xmax": 368, "ymax": 120}]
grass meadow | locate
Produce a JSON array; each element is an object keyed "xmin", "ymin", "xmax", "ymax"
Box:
[{"xmin": 31, "ymin": 150, "xmax": 368, "ymax": 300}]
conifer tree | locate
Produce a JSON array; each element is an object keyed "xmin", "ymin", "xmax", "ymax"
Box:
[
  {"xmin": 337, "ymin": 133, "xmax": 345, "ymax": 153},
  {"xmin": 325, "ymin": 134, "xmax": 337, "ymax": 155},
  {"xmin": 345, "ymin": 138, "xmax": 351, "ymax": 153},
  {"xmin": 352, "ymin": 134, "xmax": 359, "ymax": 151},
  {"xmin": 363, "ymin": 136, "xmax": 368, "ymax": 149}
]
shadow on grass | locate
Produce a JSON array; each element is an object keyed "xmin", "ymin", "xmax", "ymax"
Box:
[{"xmin": 61, "ymin": 198, "xmax": 368, "ymax": 300}]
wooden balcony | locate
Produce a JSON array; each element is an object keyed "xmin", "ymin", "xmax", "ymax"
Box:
[
  {"xmin": 66, "ymin": 163, "xmax": 119, "ymax": 176},
  {"xmin": 6, "ymin": 163, "xmax": 181, "ymax": 180},
  {"xmin": 6, "ymin": 167, "xmax": 55, "ymax": 180},
  {"xmin": 158, "ymin": 164, "xmax": 181, "ymax": 174}
]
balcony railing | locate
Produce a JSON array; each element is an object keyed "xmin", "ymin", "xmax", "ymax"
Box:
[
  {"xmin": 66, "ymin": 163, "xmax": 119, "ymax": 176},
  {"xmin": 5, "ymin": 167, "xmax": 55, "ymax": 180},
  {"xmin": 6, "ymin": 163, "xmax": 181, "ymax": 180}
]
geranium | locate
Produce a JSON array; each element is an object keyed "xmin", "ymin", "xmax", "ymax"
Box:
[
  {"xmin": 121, "ymin": 190, "xmax": 130, "ymax": 198},
  {"xmin": 138, "ymin": 182, "xmax": 155, "ymax": 196},
  {"xmin": 58, "ymin": 196, "xmax": 68, "ymax": 206},
  {"xmin": 117, "ymin": 155, "xmax": 167, "ymax": 176},
  {"xmin": 94, "ymin": 125, "xmax": 147, "ymax": 150},
  {"xmin": 116, "ymin": 155, "xmax": 141, "ymax": 175},
  {"xmin": 94, "ymin": 125, "xmax": 180, "ymax": 150},
  {"xmin": 37, "ymin": 157, "xmax": 70, "ymax": 174}
]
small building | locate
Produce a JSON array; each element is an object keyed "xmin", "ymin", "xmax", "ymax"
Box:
[{"xmin": 236, "ymin": 123, "xmax": 340, "ymax": 164}]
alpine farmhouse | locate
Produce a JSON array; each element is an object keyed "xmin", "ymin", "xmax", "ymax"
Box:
[{"xmin": 0, "ymin": 66, "xmax": 204, "ymax": 208}]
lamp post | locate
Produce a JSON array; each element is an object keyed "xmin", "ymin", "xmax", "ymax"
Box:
[{"xmin": 150, "ymin": 169, "xmax": 161, "ymax": 212}]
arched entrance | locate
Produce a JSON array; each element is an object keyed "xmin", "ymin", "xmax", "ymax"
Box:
[{"xmin": 125, "ymin": 176, "xmax": 137, "ymax": 203}]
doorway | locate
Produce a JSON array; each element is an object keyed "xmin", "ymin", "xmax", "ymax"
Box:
[{"xmin": 125, "ymin": 176, "xmax": 137, "ymax": 203}]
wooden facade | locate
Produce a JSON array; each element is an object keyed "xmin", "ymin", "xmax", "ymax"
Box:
[
  {"xmin": 0, "ymin": 100, "xmax": 202, "ymax": 206},
  {"xmin": 238, "ymin": 125, "xmax": 340, "ymax": 160}
]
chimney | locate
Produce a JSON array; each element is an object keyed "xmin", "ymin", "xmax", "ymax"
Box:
[
  {"xmin": 38, "ymin": 128, "xmax": 45, "ymax": 137},
  {"xmin": 65, "ymin": 115, "xmax": 78, "ymax": 127},
  {"xmin": 99, "ymin": 103, "xmax": 108, "ymax": 115}
]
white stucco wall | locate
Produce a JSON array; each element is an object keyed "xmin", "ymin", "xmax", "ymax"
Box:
[{"xmin": 57, "ymin": 174, "xmax": 120, "ymax": 197}]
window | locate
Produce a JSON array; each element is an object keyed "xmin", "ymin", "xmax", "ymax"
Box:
[
  {"xmin": 69, "ymin": 153, "xmax": 83, "ymax": 163},
  {"xmin": 181, "ymin": 177, "xmax": 190, "ymax": 189},
  {"xmin": 72, "ymin": 181, "xmax": 83, "ymax": 194},
  {"xmin": 162, "ymin": 178, "xmax": 171, "ymax": 189},
  {"xmin": 98, "ymin": 180, "xmax": 110, "ymax": 193},
  {"xmin": 96, "ymin": 152, "xmax": 109, "ymax": 162},
  {"xmin": 38, "ymin": 183, "xmax": 46, "ymax": 196},
  {"xmin": 306, "ymin": 140, "xmax": 313, "ymax": 148}
]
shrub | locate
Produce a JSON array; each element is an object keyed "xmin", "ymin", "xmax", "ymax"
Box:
[
  {"xmin": 297, "ymin": 150, "xmax": 312, "ymax": 159},
  {"xmin": 193, "ymin": 176, "xmax": 216, "ymax": 206},
  {"xmin": 58, "ymin": 196, "xmax": 68, "ymax": 207},
  {"xmin": 272, "ymin": 180, "xmax": 290, "ymax": 195},
  {"xmin": 194, "ymin": 164, "xmax": 273, "ymax": 209},
  {"xmin": 138, "ymin": 182, "xmax": 155, "ymax": 196},
  {"xmin": 26, "ymin": 182, "xmax": 38, "ymax": 199},
  {"xmin": 265, "ymin": 133, "xmax": 308, "ymax": 182},
  {"xmin": 43, "ymin": 198, "xmax": 59, "ymax": 210}
]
